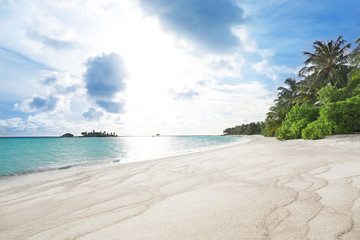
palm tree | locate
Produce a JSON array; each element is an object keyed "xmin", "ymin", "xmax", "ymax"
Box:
[
  {"xmin": 276, "ymin": 77, "xmax": 300, "ymax": 110},
  {"xmin": 263, "ymin": 104, "xmax": 287, "ymax": 136},
  {"xmin": 263, "ymin": 78, "xmax": 300, "ymax": 136},
  {"xmin": 352, "ymin": 37, "xmax": 360, "ymax": 57},
  {"xmin": 299, "ymin": 36, "xmax": 352, "ymax": 89},
  {"xmin": 348, "ymin": 37, "xmax": 360, "ymax": 90},
  {"xmin": 296, "ymin": 76, "xmax": 319, "ymax": 104}
]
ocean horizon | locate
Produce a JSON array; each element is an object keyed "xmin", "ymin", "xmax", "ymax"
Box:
[{"xmin": 0, "ymin": 135, "xmax": 247, "ymax": 178}]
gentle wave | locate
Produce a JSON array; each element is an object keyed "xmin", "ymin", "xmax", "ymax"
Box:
[{"xmin": 0, "ymin": 136, "xmax": 247, "ymax": 177}]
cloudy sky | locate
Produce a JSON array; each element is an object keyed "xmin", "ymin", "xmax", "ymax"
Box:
[{"xmin": 0, "ymin": 0, "xmax": 359, "ymax": 136}]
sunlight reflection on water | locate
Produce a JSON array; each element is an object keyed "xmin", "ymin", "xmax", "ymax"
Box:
[{"xmin": 0, "ymin": 136, "xmax": 245, "ymax": 176}]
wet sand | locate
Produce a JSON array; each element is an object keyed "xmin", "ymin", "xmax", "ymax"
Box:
[{"xmin": 1, "ymin": 135, "xmax": 360, "ymax": 239}]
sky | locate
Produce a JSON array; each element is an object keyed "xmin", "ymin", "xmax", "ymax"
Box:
[{"xmin": 0, "ymin": 0, "xmax": 359, "ymax": 136}]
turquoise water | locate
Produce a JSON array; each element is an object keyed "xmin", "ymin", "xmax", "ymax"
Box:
[{"xmin": 0, "ymin": 136, "xmax": 245, "ymax": 177}]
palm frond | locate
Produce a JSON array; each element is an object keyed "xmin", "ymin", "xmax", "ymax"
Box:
[{"xmin": 300, "ymin": 36, "xmax": 351, "ymax": 89}]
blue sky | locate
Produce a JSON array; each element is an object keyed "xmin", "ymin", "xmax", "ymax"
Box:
[{"xmin": 0, "ymin": 0, "xmax": 359, "ymax": 136}]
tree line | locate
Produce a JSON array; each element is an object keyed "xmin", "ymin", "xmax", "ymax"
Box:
[
  {"xmin": 223, "ymin": 122, "xmax": 265, "ymax": 135},
  {"xmin": 81, "ymin": 130, "xmax": 118, "ymax": 137},
  {"xmin": 224, "ymin": 36, "xmax": 360, "ymax": 139}
]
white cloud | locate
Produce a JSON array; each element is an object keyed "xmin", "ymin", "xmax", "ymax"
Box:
[
  {"xmin": 206, "ymin": 53, "xmax": 245, "ymax": 79},
  {"xmin": 82, "ymin": 107, "xmax": 104, "ymax": 121},
  {"xmin": 251, "ymin": 59, "xmax": 298, "ymax": 82},
  {"xmin": 14, "ymin": 71, "xmax": 83, "ymax": 114},
  {"xmin": 169, "ymin": 87, "xmax": 199, "ymax": 100},
  {"xmin": 1, "ymin": 0, "xmax": 286, "ymax": 135},
  {"xmin": 15, "ymin": 95, "xmax": 59, "ymax": 113},
  {"xmin": 232, "ymin": 26, "xmax": 258, "ymax": 52},
  {"xmin": 120, "ymin": 80, "xmax": 274, "ymax": 135},
  {"xmin": 42, "ymin": 72, "xmax": 82, "ymax": 92},
  {"xmin": 0, "ymin": 117, "xmax": 38, "ymax": 133}
]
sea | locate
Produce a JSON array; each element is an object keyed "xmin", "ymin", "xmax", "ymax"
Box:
[{"xmin": 0, "ymin": 136, "xmax": 246, "ymax": 177}]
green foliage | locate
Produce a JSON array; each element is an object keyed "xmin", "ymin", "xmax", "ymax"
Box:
[
  {"xmin": 320, "ymin": 95, "xmax": 360, "ymax": 134},
  {"xmin": 277, "ymin": 77, "xmax": 300, "ymax": 109},
  {"xmin": 301, "ymin": 94, "xmax": 360, "ymax": 139},
  {"xmin": 275, "ymin": 104, "xmax": 319, "ymax": 140},
  {"xmin": 261, "ymin": 36, "xmax": 360, "ymax": 140},
  {"xmin": 262, "ymin": 123, "xmax": 281, "ymax": 137},
  {"xmin": 348, "ymin": 57, "xmax": 360, "ymax": 90},
  {"xmin": 262, "ymin": 93, "xmax": 292, "ymax": 137},
  {"xmin": 317, "ymin": 86, "xmax": 350, "ymax": 104},
  {"xmin": 227, "ymin": 36, "xmax": 360, "ymax": 141},
  {"xmin": 301, "ymin": 118, "xmax": 335, "ymax": 140},
  {"xmin": 223, "ymin": 122, "xmax": 264, "ymax": 135},
  {"xmin": 299, "ymin": 36, "xmax": 352, "ymax": 90}
]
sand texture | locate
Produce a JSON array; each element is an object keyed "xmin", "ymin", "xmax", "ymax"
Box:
[{"xmin": 1, "ymin": 135, "xmax": 360, "ymax": 239}]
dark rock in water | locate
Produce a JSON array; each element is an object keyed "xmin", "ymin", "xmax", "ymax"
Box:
[{"xmin": 61, "ymin": 133, "xmax": 74, "ymax": 137}]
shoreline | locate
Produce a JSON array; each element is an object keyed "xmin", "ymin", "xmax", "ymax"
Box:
[
  {"xmin": 1, "ymin": 135, "xmax": 360, "ymax": 239},
  {"xmin": 0, "ymin": 135, "xmax": 249, "ymax": 183}
]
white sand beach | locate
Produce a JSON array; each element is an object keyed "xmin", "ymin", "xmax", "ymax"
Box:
[{"xmin": 1, "ymin": 135, "xmax": 360, "ymax": 239}]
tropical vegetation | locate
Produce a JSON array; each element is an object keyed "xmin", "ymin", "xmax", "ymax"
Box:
[
  {"xmin": 224, "ymin": 36, "xmax": 360, "ymax": 140},
  {"xmin": 265, "ymin": 36, "xmax": 360, "ymax": 140},
  {"xmin": 81, "ymin": 130, "xmax": 118, "ymax": 137},
  {"xmin": 223, "ymin": 122, "xmax": 265, "ymax": 135}
]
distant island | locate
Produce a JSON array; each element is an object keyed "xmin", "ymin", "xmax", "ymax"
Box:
[
  {"xmin": 61, "ymin": 133, "xmax": 74, "ymax": 137},
  {"xmin": 81, "ymin": 130, "xmax": 118, "ymax": 137}
]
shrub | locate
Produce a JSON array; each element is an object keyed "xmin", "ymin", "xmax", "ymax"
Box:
[
  {"xmin": 262, "ymin": 122, "xmax": 281, "ymax": 137},
  {"xmin": 302, "ymin": 118, "xmax": 335, "ymax": 140},
  {"xmin": 302, "ymin": 94, "xmax": 360, "ymax": 139},
  {"xmin": 276, "ymin": 104, "xmax": 319, "ymax": 140},
  {"xmin": 321, "ymin": 95, "xmax": 360, "ymax": 134}
]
